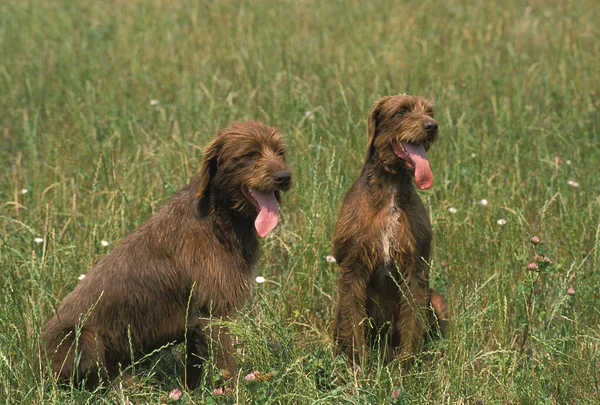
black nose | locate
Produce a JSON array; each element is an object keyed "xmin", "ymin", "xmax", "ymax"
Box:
[
  {"xmin": 423, "ymin": 119, "xmax": 438, "ymax": 132},
  {"xmin": 274, "ymin": 170, "xmax": 291, "ymax": 187}
]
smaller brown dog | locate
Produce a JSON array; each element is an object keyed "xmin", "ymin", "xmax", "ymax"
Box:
[
  {"xmin": 333, "ymin": 95, "xmax": 448, "ymax": 368},
  {"xmin": 42, "ymin": 121, "xmax": 292, "ymax": 389}
]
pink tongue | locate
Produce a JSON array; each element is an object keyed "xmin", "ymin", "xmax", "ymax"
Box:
[
  {"xmin": 402, "ymin": 143, "xmax": 434, "ymax": 190},
  {"xmin": 251, "ymin": 190, "xmax": 280, "ymax": 238}
]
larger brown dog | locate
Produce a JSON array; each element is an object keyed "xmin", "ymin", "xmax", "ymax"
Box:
[
  {"xmin": 333, "ymin": 95, "xmax": 448, "ymax": 368},
  {"xmin": 42, "ymin": 121, "xmax": 291, "ymax": 389}
]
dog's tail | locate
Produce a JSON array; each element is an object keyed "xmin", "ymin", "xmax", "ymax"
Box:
[
  {"xmin": 428, "ymin": 289, "xmax": 449, "ymax": 337},
  {"xmin": 41, "ymin": 317, "xmax": 106, "ymax": 388}
]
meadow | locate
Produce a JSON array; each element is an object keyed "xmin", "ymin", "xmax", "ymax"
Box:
[{"xmin": 1, "ymin": 0, "xmax": 599, "ymax": 403}]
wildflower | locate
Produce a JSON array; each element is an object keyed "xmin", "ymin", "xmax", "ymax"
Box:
[
  {"xmin": 254, "ymin": 371, "xmax": 273, "ymax": 381},
  {"xmin": 531, "ymin": 236, "xmax": 540, "ymax": 245},
  {"xmin": 78, "ymin": 274, "xmax": 86, "ymax": 281},
  {"xmin": 535, "ymin": 254, "xmax": 544, "ymax": 262},
  {"xmin": 213, "ymin": 387, "xmax": 224, "ymax": 395},
  {"xmin": 34, "ymin": 237, "xmax": 44, "ymax": 244},
  {"xmin": 150, "ymin": 99, "xmax": 159, "ymax": 106},
  {"xmin": 479, "ymin": 199, "xmax": 488, "ymax": 206},
  {"xmin": 567, "ymin": 180, "xmax": 579, "ymax": 188},
  {"xmin": 441, "ymin": 261, "xmax": 448, "ymax": 267},
  {"xmin": 555, "ymin": 156, "xmax": 563, "ymax": 165},
  {"xmin": 168, "ymin": 388, "xmax": 183, "ymax": 401},
  {"xmin": 315, "ymin": 213, "xmax": 321, "ymax": 218},
  {"xmin": 255, "ymin": 276, "xmax": 265, "ymax": 284},
  {"xmin": 567, "ymin": 287, "xmax": 575, "ymax": 295},
  {"xmin": 470, "ymin": 153, "xmax": 476, "ymax": 158},
  {"xmin": 392, "ymin": 388, "xmax": 402, "ymax": 399},
  {"xmin": 544, "ymin": 256, "xmax": 551, "ymax": 263},
  {"xmin": 527, "ymin": 262, "xmax": 538, "ymax": 270},
  {"xmin": 448, "ymin": 207, "xmax": 457, "ymax": 214},
  {"xmin": 21, "ymin": 188, "xmax": 29, "ymax": 195},
  {"xmin": 100, "ymin": 240, "xmax": 110, "ymax": 247},
  {"xmin": 497, "ymin": 219, "xmax": 507, "ymax": 225},
  {"xmin": 224, "ymin": 387, "xmax": 234, "ymax": 394},
  {"xmin": 304, "ymin": 111, "xmax": 315, "ymax": 121},
  {"xmin": 566, "ymin": 160, "xmax": 572, "ymax": 166},
  {"xmin": 326, "ymin": 255, "xmax": 336, "ymax": 263},
  {"xmin": 245, "ymin": 372, "xmax": 256, "ymax": 381},
  {"xmin": 221, "ymin": 369, "xmax": 231, "ymax": 379}
]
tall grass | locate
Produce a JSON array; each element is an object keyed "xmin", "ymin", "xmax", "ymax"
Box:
[{"xmin": 1, "ymin": 0, "xmax": 599, "ymax": 403}]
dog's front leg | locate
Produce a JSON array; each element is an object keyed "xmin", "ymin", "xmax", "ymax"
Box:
[
  {"xmin": 185, "ymin": 317, "xmax": 236, "ymax": 389},
  {"xmin": 396, "ymin": 283, "xmax": 430, "ymax": 370},
  {"xmin": 204, "ymin": 318, "xmax": 236, "ymax": 379},
  {"xmin": 334, "ymin": 272, "xmax": 369, "ymax": 366}
]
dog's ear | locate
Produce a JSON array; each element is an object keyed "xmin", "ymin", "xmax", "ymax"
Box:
[
  {"xmin": 366, "ymin": 97, "xmax": 387, "ymax": 159},
  {"xmin": 196, "ymin": 135, "xmax": 223, "ymax": 216}
]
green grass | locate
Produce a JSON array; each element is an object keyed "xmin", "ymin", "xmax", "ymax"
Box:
[{"xmin": 1, "ymin": 0, "xmax": 599, "ymax": 403}]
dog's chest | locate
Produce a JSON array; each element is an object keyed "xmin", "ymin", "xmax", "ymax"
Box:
[
  {"xmin": 381, "ymin": 207, "xmax": 400, "ymax": 264},
  {"xmin": 380, "ymin": 195, "xmax": 431, "ymax": 265}
]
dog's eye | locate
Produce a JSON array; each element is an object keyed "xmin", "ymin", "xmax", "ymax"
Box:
[
  {"xmin": 240, "ymin": 151, "xmax": 259, "ymax": 162},
  {"xmin": 395, "ymin": 108, "xmax": 408, "ymax": 116},
  {"xmin": 426, "ymin": 109, "xmax": 434, "ymax": 116}
]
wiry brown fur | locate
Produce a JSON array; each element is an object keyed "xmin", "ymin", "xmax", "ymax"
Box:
[
  {"xmin": 42, "ymin": 121, "xmax": 291, "ymax": 389},
  {"xmin": 333, "ymin": 95, "xmax": 448, "ymax": 368}
]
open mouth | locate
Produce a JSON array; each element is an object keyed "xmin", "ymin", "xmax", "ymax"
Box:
[
  {"xmin": 392, "ymin": 141, "xmax": 415, "ymax": 170},
  {"xmin": 243, "ymin": 187, "xmax": 280, "ymax": 238},
  {"xmin": 392, "ymin": 140, "xmax": 434, "ymax": 190}
]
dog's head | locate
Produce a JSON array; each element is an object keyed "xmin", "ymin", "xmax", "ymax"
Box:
[
  {"xmin": 366, "ymin": 95, "xmax": 438, "ymax": 190},
  {"xmin": 196, "ymin": 121, "xmax": 291, "ymax": 237}
]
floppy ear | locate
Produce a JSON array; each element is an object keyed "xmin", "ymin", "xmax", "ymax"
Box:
[
  {"xmin": 366, "ymin": 98, "xmax": 387, "ymax": 159},
  {"xmin": 196, "ymin": 136, "xmax": 222, "ymax": 216}
]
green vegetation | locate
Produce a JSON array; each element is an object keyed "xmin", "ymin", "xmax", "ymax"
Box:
[{"xmin": 1, "ymin": 0, "xmax": 599, "ymax": 403}]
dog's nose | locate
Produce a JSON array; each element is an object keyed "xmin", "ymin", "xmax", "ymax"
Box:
[
  {"xmin": 274, "ymin": 170, "xmax": 291, "ymax": 187},
  {"xmin": 423, "ymin": 120, "xmax": 438, "ymax": 132}
]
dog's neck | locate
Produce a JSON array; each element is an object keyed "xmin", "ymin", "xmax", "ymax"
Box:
[
  {"xmin": 362, "ymin": 157, "xmax": 416, "ymax": 209},
  {"xmin": 193, "ymin": 184, "xmax": 260, "ymax": 266}
]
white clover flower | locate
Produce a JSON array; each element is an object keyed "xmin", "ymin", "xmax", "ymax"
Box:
[
  {"xmin": 100, "ymin": 240, "xmax": 110, "ymax": 247},
  {"xmin": 21, "ymin": 188, "xmax": 29, "ymax": 195},
  {"xmin": 78, "ymin": 274, "xmax": 86, "ymax": 280},
  {"xmin": 497, "ymin": 219, "xmax": 507, "ymax": 225},
  {"xmin": 566, "ymin": 160, "xmax": 572, "ymax": 166},
  {"xmin": 304, "ymin": 111, "xmax": 315, "ymax": 121},
  {"xmin": 470, "ymin": 153, "xmax": 476, "ymax": 158},
  {"xmin": 34, "ymin": 237, "xmax": 44, "ymax": 244},
  {"xmin": 326, "ymin": 255, "xmax": 336, "ymax": 263},
  {"xmin": 255, "ymin": 276, "xmax": 265, "ymax": 284},
  {"xmin": 567, "ymin": 180, "xmax": 579, "ymax": 187},
  {"xmin": 150, "ymin": 99, "xmax": 159, "ymax": 106},
  {"xmin": 448, "ymin": 207, "xmax": 457, "ymax": 214},
  {"xmin": 479, "ymin": 199, "xmax": 488, "ymax": 206}
]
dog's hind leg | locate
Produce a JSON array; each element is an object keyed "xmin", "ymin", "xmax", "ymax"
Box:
[{"xmin": 43, "ymin": 321, "xmax": 107, "ymax": 388}]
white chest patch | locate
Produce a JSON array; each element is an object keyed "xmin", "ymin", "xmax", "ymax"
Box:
[{"xmin": 381, "ymin": 196, "xmax": 400, "ymax": 264}]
